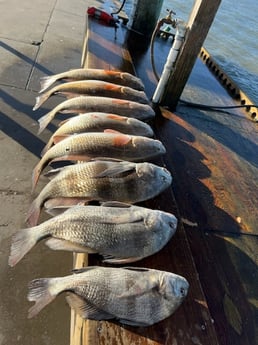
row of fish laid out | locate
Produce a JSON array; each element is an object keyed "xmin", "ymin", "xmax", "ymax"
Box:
[
  {"xmin": 34, "ymin": 68, "xmax": 155, "ymax": 134},
  {"xmin": 9, "ymin": 68, "xmax": 189, "ymax": 326}
]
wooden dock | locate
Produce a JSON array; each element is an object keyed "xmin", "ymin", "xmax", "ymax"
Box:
[{"xmin": 70, "ymin": 6, "xmax": 258, "ymax": 345}]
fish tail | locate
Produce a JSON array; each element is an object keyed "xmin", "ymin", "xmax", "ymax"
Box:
[
  {"xmin": 39, "ymin": 75, "xmax": 57, "ymax": 93},
  {"xmin": 38, "ymin": 109, "xmax": 56, "ymax": 134},
  {"xmin": 8, "ymin": 227, "xmax": 39, "ymax": 267},
  {"xmin": 26, "ymin": 197, "xmax": 41, "ymax": 227},
  {"xmin": 33, "ymin": 92, "xmax": 51, "ymax": 111},
  {"xmin": 32, "ymin": 159, "xmax": 44, "ymax": 191},
  {"xmin": 27, "ymin": 278, "xmax": 57, "ymax": 318}
]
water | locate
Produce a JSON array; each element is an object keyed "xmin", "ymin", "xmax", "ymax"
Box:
[{"xmin": 124, "ymin": 0, "xmax": 258, "ymax": 104}]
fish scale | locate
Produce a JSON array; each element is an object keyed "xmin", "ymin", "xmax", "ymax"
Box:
[
  {"xmin": 32, "ymin": 132, "xmax": 166, "ymax": 190},
  {"xmin": 37, "ymin": 96, "xmax": 155, "ymax": 134},
  {"xmin": 9, "ymin": 202, "xmax": 177, "ymax": 267},
  {"xmin": 41, "ymin": 113, "xmax": 154, "ymax": 155},
  {"xmin": 26, "ymin": 267, "xmax": 189, "ymax": 325},
  {"xmin": 33, "ymin": 80, "xmax": 149, "ymax": 111},
  {"xmin": 26, "ymin": 160, "xmax": 172, "ymax": 226}
]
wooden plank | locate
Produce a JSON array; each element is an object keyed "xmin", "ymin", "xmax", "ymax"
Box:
[
  {"xmin": 161, "ymin": 0, "xmax": 222, "ymax": 109},
  {"xmin": 70, "ymin": 253, "xmax": 89, "ymax": 345},
  {"xmin": 70, "ymin": 8, "xmax": 220, "ymax": 345},
  {"xmin": 187, "ymin": 230, "xmax": 258, "ymax": 345},
  {"xmin": 156, "ymin": 106, "xmax": 258, "ymax": 344},
  {"xmin": 157, "ymin": 108, "xmax": 258, "ymax": 236}
]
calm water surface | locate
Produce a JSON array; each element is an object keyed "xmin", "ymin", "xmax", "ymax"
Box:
[{"xmin": 125, "ymin": 0, "xmax": 258, "ymax": 104}]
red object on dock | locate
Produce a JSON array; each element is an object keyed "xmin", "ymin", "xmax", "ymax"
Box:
[{"xmin": 87, "ymin": 7, "xmax": 118, "ymax": 27}]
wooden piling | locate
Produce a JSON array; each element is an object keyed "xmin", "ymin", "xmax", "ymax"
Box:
[{"xmin": 160, "ymin": 0, "xmax": 221, "ymax": 109}]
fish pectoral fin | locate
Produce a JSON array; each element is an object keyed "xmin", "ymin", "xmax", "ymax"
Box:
[
  {"xmin": 44, "ymin": 167, "xmax": 65, "ymax": 179},
  {"xmin": 106, "ymin": 114, "xmax": 127, "ymax": 121},
  {"xmin": 44, "ymin": 197, "xmax": 90, "ymax": 210},
  {"xmin": 95, "ymin": 162, "xmax": 136, "ymax": 178},
  {"xmin": 103, "ymin": 129, "xmax": 122, "ymax": 134},
  {"xmin": 66, "ymin": 293, "xmax": 114, "ymax": 320},
  {"xmin": 52, "ymin": 134, "xmax": 71, "ymax": 144},
  {"xmin": 102, "ymin": 255, "xmax": 144, "ymax": 264},
  {"xmin": 112, "ymin": 133, "xmax": 132, "ymax": 147},
  {"xmin": 45, "ymin": 207, "xmax": 70, "ymax": 216},
  {"xmin": 63, "ymin": 92, "xmax": 79, "ymax": 99},
  {"xmin": 45, "ymin": 238, "xmax": 97, "ymax": 253}
]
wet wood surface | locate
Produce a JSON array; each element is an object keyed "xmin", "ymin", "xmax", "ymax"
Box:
[
  {"xmin": 70, "ymin": 11, "xmax": 221, "ymax": 345},
  {"xmin": 71, "ymin": 1, "xmax": 258, "ymax": 344}
]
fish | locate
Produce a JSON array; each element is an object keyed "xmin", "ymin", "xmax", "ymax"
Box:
[
  {"xmin": 32, "ymin": 132, "xmax": 166, "ymax": 189},
  {"xmin": 39, "ymin": 68, "xmax": 145, "ymax": 93},
  {"xmin": 26, "ymin": 160, "xmax": 172, "ymax": 226},
  {"xmin": 33, "ymin": 80, "xmax": 149, "ymax": 110},
  {"xmin": 9, "ymin": 202, "xmax": 177, "ymax": 267},
  {"xmin": 41, "ymin": 112, "xmax": 154, "ymax": 155},
  {"xmin": 27, "ymin": 266, "xmax": 189, "ymax": 325},
  {"xmin": 37, "ymin": 96, "xmax": 155, "ymax": 134}
]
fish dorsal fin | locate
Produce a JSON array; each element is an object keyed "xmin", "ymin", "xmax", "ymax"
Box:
[
  {"xmin": 44, "ymin": 197, "xmax": 90, "ymax": 209},
  {"xmin": 95, "ymin": 162, "xmax": 136, "ymax": 178},
  {"xmin": 123, "ymin": 267, "xmax": 150, "ymax": 272},
  {"xmin": 102, "ymin": 255, "xmax": 144, "ymax": 264},
  {"xmin": 72, "ymin": 267, "xmax": 99, "ymax": 274},
  {"xmin": 100, "ymin": 201, "xmax": 132, "ymax": 208},
  {"xmin": 90, "ymin": 157, "xmax": 124, "ymax": 163},
  {"xmin": 66, "ymin": 293, "xmax": 114, "ymax": 320}
]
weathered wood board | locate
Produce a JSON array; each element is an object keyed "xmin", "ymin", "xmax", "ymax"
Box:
[{"xmin": 70, "ymin": 9, "xmax": 220, "ymax": 345}]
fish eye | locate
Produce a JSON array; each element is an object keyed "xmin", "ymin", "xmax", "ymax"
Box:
[
  {"xmin": 180, "ymin": 287, "xmax": 185, "ymax": 296},
  {"xmin": 168, "ymin": 222, "xmax": 174, "ymax": 228},
  {"xmin": 65, "ymin": 147, "xmax": 70, "ymax": 152}
]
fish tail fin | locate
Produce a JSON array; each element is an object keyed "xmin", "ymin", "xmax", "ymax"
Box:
[
  {"xmin": 26, "ymin": 197, "xmax": 41, "ymax": 227},
  {"xmin": 33, "ymin": 92, "xmax": 51, "ymax": 111},
  {"xmin": 38, "ymin": 109, "xmax": 56, "ymax": 134},
  {"xmin": 27, "ymin": 278, "xmax": 57, "ymax": 318},
  {"xmin": 32, "ymin": 159, "xmax": 44, "ymax": 191},
  {"xmin": 8, "ymin": 227, "xmax": 39, "ymax": 267},
  {"xmin": 39, "ymin": 75, "xmax": 57, "ymax": 93}
]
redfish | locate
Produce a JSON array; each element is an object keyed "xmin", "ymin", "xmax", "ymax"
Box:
[
  {"xmin": 41, "ymin": 113, "xmax": 154, "ymax": 155},
  {"xmin": 39, "ymin": 68, "xmax": 145, "ymax": 93},
  {"xmin": 32, "ymin": 132, "xmax": 166, "ymax": 190},
  {"xmin": 9, "ymin": 203, "xmax": 177, "ymax": 266},
  {"xmin": 34, "ymin": 80, "xmax": 149, "ymax": 110},
  {"xmin": 26, "ymin": 160, "xmax": 172, "ymax": 226},
  {"xmin": 37, "ymin": 96, "xmax": 155, "ymax": 134},
  {"xmin": 27, "ymin": 266, "xmax": 189, "ymax": 325}
]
